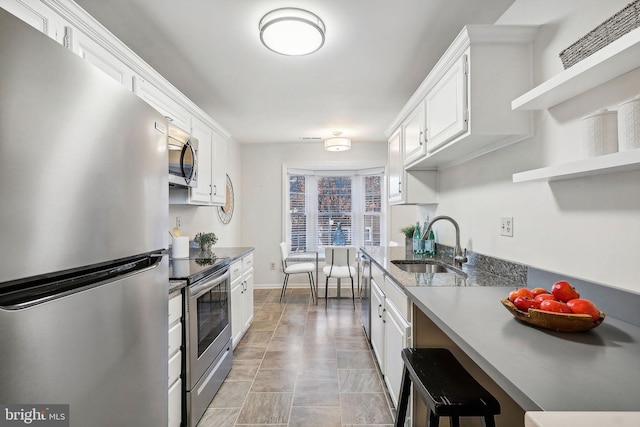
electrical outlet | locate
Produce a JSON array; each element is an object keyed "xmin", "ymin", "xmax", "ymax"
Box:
[
  {"xmin": 500, "ymin": 217, "xmax": 513, "ymax": 237},
  {"xmin": 270, "ymin": 262, "xmax": 275, "ymax": 270},
  {"xmin": 176, "ymin": 217, "xmax": 181, "ymax": 228}
]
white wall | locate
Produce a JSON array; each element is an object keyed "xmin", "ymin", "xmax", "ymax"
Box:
[
  {"xmin": 168, "ymin": 138, "xmax": 243, "ymax": 247},
  {"xmin": 430, "ymin": 0, "xmax": 640, "ymax": 292},
  {"xmin": 240, "ymin": 141, "xmax": 387, "ymax": 287}
]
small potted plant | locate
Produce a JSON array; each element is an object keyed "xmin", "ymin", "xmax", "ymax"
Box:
[
  {"xmin": 194, "ymin": 232, "xmax": 217, "ymax": 254},
  {"xmin": 400, "ymin": 224, "xmax": 416, "ymax": 249}
]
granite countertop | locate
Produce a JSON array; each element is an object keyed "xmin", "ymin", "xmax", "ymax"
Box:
[
  {"xmin": 361, "ymin": 246, "xmax": 640, "ymax": 413},
  {"xmin": 168, "ymin": 246, "xmax": 254, "ymax": 294}
]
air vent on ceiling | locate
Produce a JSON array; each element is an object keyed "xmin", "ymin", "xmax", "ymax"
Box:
[{"xmin": 300, "ymin": 137, "xmax": 322, "ymax": 140}]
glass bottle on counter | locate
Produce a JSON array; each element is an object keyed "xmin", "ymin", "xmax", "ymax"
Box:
[
  {"xmin": 424, "ymin": 218, "xmax": 436, "ymax": 256},
  {"xmin": 412, "ymin": 222, "xmax": 421, "ymax": 253}
]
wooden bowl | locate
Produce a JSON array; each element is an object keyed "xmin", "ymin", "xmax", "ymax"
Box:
[{"xmin": 500, "ymin": 298, "xmax": 605, "ymax": 332}]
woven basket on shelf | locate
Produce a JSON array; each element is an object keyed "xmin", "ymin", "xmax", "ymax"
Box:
[{"xmin": 559, "ymin": 0, "xmax": 640, "ymax": 69}]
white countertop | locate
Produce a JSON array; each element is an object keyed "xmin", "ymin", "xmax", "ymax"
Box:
[{"xmin": 525, "ymin": 412, "xmax": 640, "ymax": 427}]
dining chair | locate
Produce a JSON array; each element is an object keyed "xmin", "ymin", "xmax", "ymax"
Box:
[
  {"xmin": 279, "ymin": 242, "xmax": 316, "ymax": 303},
  {"xmin": 323, "ymin": 245, "xmax": 358, "ymax": 308}
]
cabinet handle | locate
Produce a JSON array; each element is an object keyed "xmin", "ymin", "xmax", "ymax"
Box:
[
  {"xmin": 165, "ymin": 116, "xmax": 174, "ymax": 122},
  {"xmin": 419, "ymin": 130, "xmax": 423, "ymax": 146},
  {"xmin": 212, "ymin": 185, "xmax": 217, "ymax": 195},
  {"xmin": 382, "ymin": 308, "xmax": 386, "ymax": 323},
  {"xmin": 377, "ymin": 304, "xmax": 382, "ymax": 318}
]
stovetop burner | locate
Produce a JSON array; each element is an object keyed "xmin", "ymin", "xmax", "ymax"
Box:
[{"xmin": 169, "ymin": 253, "xmax": 231, "ymax": 283}]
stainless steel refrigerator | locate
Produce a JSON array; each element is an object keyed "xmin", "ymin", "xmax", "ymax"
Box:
[{"xmin": 0, "ymin": 9, "xmax": 169, "ymax": 427}]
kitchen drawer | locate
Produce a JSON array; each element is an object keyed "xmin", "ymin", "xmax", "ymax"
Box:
[
  {"xmin": 230, "ymin": 259, "xmax": 243, "ymax": 283},
  {"xmin": 168, "ymin": 350, "xmax": 181, "ymax": 386},
  {"xmin": 384, "ymin": 276, "xmax": 410, "ymax": 321},
  {"xmin": 168, "ymin": 293, "xmax": 182, "ymax": 326},
  {"xmin": 168, "ymin": 322, "xmax": 182, "ymax": 356},
  {"xmin": 371, "ymin": 263, "xmax": 385, "ymax": 291},
  {"xmin": 168, "ymin": 377, "xmax": 182, "ymax": 427},
  {"xmin": 242, "ymin": 253, "xmax": 254, "ymax": 272}
]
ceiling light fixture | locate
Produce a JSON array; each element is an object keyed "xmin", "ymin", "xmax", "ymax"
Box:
[
  {"xmin": 324, "ymin": 131, "xmax": 351, "ymax": 152},
  {"xmin": 259, "ymin": 8, "xmax": 325, "ymax": 56}
]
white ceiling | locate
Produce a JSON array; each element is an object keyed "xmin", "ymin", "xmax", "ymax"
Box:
[{"xmin": 74, "ymin": 0, "xmax": 515, "ymax": 145}]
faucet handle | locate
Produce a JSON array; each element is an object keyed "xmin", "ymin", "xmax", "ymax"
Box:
[{"xmin": 454, "ymin": 248, "xmax": 468, "ymax": 265}]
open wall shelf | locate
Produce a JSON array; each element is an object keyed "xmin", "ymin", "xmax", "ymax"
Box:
[
  {"xmin": 512, "ymin": 149, "xmax": 640, "ymax": 183},
  {"xmin": 512, "ymin": 27, "xmax": 640, "ymax": 110}
]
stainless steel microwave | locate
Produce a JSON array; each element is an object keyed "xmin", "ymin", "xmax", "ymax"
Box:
[{"xmin": 167, "ymin": 124, "xmax": 198, "ymax": 188}]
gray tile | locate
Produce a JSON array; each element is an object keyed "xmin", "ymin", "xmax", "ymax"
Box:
[
  {"xmin": 260, "ymin": 303, "xmax": 286, "ymax": 312},
  {"xmin": 253, "ymin": 311, "xmax": 282, "ymax": 322},
  {"xmin": 338, "ymin": 369, "xmax": 383, "ymax": 393},
  {"xmin": 337, "ymin": 350, "xmax": 376, "ymax": 369},
  {"xmin": 249, "ymin": 319, "xmax": 280, "ymax": 331},
  {"xmin": 234, "ymin": 343, "xmax": 267, "ymax": 360},
  {"xmin": 292, "ymin": 380, "xmax": 340, "ymax": 407},
  {"xmin": 335, "ymin": 336, "xmax": 370, "ymax": 351},
  {"xmin": 235, "ymin": 392, "xmax": 293, "ymax": 424},
  {"xmin": 260, "ymin": 350, "xmax": 302, "ymax": 370},
  {"xmin": 267, "ymin": 336, "xmax": 305, "ymax": 352},
  {"xmin": 196, "ymin": 407, "xmax": 239, "ymax": 427},
  {"xmin": 251, "ymin": 369, "xmax": 296, "ymax": 392},
  {"xmin": 288, "ymin": 406, "xmax": 342, "ymax": 427},
  {"xmin": 210, "ymin": 381, "xmax": 252, "ymax": 408},
  {"xmin": 274, "ymin": 323, "xmax": 305, "ymax": 337},
  {"xmin": 298, "ymin": 359, "xmax": 338, "ymax": 381},
  {"xmin": 241, "ymin": 330, "xmax": 274, "ymax": 343},
  {"xmin": 226, "ymin": 359, "xmax": 261, "ymax": 381},
  {"xmin": 339, "ymin": 393, "xmax": 393, "ymax": 425}
]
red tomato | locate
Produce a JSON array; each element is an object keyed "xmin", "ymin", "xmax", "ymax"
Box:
[
  {"xmin": 508, "ymin": 288, "xmax": 535, "ymax": 302},
  {"xmin": 539, "ymin": 299, "xmax": 573, "ymax": 314},
  {"xmin": 531, "ymin": 287, "xmax": 550, "ymax": 296},
  {"xmin": 551, "ymin": 281, "xmax": 580, "ymax": 302},
  {"xmin": 513, "ymin": 296, "xmax": 540, "ymax": 312},
  {"xmin": 534, "ymin": 293, "xmax": 556, "ymax": 303},
  {"xmin": 567, "ymin": 299, "xmax": 600, "ymax": 321}
]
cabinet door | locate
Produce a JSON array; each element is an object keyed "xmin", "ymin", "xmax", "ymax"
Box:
[
  {"xmin": 168, "ymin": 377, "xmax": 182, "ymax": 427},
  {"xmin": 403, "ymin": 101, "xmax": 426, "ymax": 165},
  {"xmin": 0, "ymin": 0, "xmax": 67, "ymax": 44},
  {"xmin": 190, "ymin": 118, "xmax": 213, "ymax": 204},
  {"xmin": 242, "ymin": 269, "xmax": 254, "ymax": 332},
  {"xmin": 230, "ymin": 280, "xmax": 244, "ymax": 348},
  {"xmin": 387, "ymin": 129, "xmax": 403, "ymax": 204},
  {"xmin": 370, "ymin": 280, "xmax": 385, "ymax": 370},
  {"xmin": 426, "ymin": 54, "xmax": 468, "ymax": 152},
  {"xmin": 71, "ymin": 28, "xmax": 136, "ymax": 91},
  {"xmin": 210, "ymin": 131, "xmax": 227, "ymax": 205},
  {"xmin": 136, "ymin": 77, "xmax": 191, "ymax": 132},
  {"xmin": 383, "ymin": 300, "xmax": 410, "ymax": 407}
]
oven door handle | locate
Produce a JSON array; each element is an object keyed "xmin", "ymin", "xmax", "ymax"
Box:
[{"xmin": 189, "ymin": 269, "xmax": 230, "ymax": 299}]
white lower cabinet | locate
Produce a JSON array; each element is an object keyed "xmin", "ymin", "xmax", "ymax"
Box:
[
  {"xmin": 369, "ymin": 275, "xmax": 411, "ymax": 412},
  {"xmin": 230, "ymin": 253, "xmax": 254, "ymax": 347},
  {"xmin": 168, "ymin": 292, "xmax": 183, "ymax": 427}
]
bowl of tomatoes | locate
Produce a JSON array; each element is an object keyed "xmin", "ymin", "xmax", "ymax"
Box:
[{"xmin": 501, "ymin": 281, "xmax": 605, "ymax": 332}]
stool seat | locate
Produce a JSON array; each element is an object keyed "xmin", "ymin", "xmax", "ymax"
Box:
[{"xmin": 395, "ymin": 348, "xmax": 500, "ymax": 427}]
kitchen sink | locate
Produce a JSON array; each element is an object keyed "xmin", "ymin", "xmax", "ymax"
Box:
[{"xmin": 391, "ymin": 260, "xmax": 467, "ymax": 277}]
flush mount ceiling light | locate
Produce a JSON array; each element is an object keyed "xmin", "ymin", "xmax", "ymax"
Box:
[
  {"xmin": 324, "ymin": 131, "xmax": 351, "ymax": 152},
  {"xmin": 259, "ymin": 8, "xmax": 325, "ymax": 56}
]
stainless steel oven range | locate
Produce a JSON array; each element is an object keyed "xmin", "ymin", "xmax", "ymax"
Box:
[{"xmin": 172, "ymin": 257, "xmax": 233, "ymax": 427}]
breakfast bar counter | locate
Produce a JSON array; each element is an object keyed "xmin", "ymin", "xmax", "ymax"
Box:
[{"xmin": 361, "ymin": 246, "xmax": 640, "ymax": 424}]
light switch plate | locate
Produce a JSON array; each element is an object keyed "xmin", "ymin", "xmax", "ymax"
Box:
[{"xmin": 500, "ymin": 217, "xmax": 513, "ymax": 237}]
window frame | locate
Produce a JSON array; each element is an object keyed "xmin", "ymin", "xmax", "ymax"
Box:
[{"xmin": 283, "ymin": 164, "xmax": 386, "ymax": 253}]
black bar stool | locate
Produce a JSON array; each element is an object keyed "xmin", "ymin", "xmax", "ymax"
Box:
[{"xmin": 395, "ymin": 348, "xmax": 501, "ymax": 427}]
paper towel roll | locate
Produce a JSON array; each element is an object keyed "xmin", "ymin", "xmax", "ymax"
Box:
[
  {"xmin": 171, "ymin": 236, "xmax": 189, "ymax": 259},
  {"xmin": 582, "ymin": 109, "xmax": 618, "ymax": 158},
  {"xmin": 618, "ymin": 95, "xmax": 640, "ymax": 152}
]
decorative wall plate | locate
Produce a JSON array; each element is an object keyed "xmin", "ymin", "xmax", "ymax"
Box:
[{"xmin": 217, "ymin": 174, "xmax": 234, "ymax": 224}]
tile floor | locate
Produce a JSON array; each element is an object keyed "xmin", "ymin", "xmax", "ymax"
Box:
[{"xmin": 197, "ymin": 287, "xmax": 395, "ymax": 427}]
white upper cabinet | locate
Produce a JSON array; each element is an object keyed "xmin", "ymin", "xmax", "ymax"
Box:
[
  {"xmin": 425, "ymin": 54, "xmax": 468, "ymax": 153},
  {"xmin": 189, "ymin": 118, "xmax": 214, "ymax": 204},
  {"xmin": 70, "ymin": 28, "xmax": 136, "ymax": 91},
  {"xmin": 386, "ymin": 25, "xmax": 539, "ymax": 170},
  {"xmin": 135, "ymin": 77, "xmax": 191, "ymax": 133},
  {"xmin": 210, "ymin": 131, "xmax": 227, "ymax": 205},
  {"xmin": 387, "ymin": 128, "xmax": 403, "ymax": 204},
  {"xmin": 0, "ymin": 0, "xmax": 68, "ymax": 44},
  {"xmin": 403, "ymin": 101, "xmax": 427, "ymax": 165}
]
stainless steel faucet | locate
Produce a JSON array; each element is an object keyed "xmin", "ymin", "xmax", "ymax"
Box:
[{"xmin": 421, "ymin": 215, "xmax": 468, "ymax": 268}]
